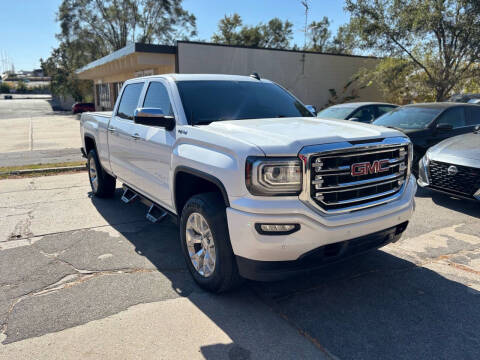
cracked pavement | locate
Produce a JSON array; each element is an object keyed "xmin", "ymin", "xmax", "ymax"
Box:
[{"xmin": 0, "ymin": 173, "xmax": 479, "ymax": 359}]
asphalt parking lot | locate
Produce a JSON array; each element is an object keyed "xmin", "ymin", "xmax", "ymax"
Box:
[
  {"xmin": 0, "ymin": 172, "xmax": 479, "ymax": 359},
  {"xmin": 0, "ymin": 97, "xmax": 82, "ymax": 166}
]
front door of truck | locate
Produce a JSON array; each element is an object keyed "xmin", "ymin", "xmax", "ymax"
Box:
[
  {"xmin": 130, "ymin": 80, "xmax": 176, "ymax": 210},
  {"xmin": 108, "ymin": 82, "xmax": 144, "ymax": 185}
]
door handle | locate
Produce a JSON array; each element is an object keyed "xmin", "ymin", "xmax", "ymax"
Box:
[
  {"xmin": 131, "ymin": 133, "xmax": 141, "ymax": 140},
  {"xmin": 108, "ymin": 127, "xmax": 116, "ymax": 133}
]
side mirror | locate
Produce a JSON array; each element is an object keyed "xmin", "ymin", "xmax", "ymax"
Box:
[
  {"xmin": 134, "ymin": 108, "xmax": 175, "ymax": 130},
  {"xmin": 436, "ymin": 123, "xmax": 453, "ymax": 131},
  {"xmin": 348, "ymin": 117, "xmax": 360, "ymax": 122},
  {"xmin": 305, "ymin": 105, "xmax": 317, "ymax": 116}
]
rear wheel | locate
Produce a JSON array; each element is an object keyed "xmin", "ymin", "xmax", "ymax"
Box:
[
  {"xmin": 180, "ymin": 193, "xmax": 242, "ymax": 293},
  {"xmin": 87, "ymin": 149, "xmax": 116, "ymax": 198}
]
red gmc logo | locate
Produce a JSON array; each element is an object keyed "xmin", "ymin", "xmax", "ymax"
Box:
[{"xmin": 351, "ymin": 159, "xmax": 389, "ymax": 176}]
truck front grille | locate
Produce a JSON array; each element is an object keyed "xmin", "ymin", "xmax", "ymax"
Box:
[
  {"xmin": 429, "ymin": 161, "xmax": 480, "ymax": 198},
  {"xmin": 300, "ymin": 138, "xmax": 411, "ymax": 214}
]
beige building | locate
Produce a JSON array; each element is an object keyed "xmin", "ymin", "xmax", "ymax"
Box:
[{"xmin": 77, "ymin": 41, "xmax": 382, "ymax": 111}]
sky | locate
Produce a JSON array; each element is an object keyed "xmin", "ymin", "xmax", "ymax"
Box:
[{"xmin": 0, "ymin": 0, "xmax": 349, "ymax": 71}]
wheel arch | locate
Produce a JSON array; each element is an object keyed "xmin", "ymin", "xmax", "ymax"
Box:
[{"xmin": 173, "ymin": 166, "xmax": 230, "ymax": 215}]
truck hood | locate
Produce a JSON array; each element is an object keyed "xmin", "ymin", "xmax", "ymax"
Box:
[{"xmin": 204, "ymin": 117, "xmax": 403, "ymax": 155}]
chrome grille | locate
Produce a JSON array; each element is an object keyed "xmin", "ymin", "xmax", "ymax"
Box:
[{"xmin": 299, "ymin": 137, "xmax": 411, "ymax": 214}]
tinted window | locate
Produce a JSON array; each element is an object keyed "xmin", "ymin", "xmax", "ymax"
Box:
[
  {"xmin": 176, "ymin": 81, "xmax": 312, "ymax": 125},
  {"xmin": 143, "ymin": 82, "xmax": 173, "ymax": 115},
  {"xmin": 117, "ymin": 83, "xmax": 143, "ymax": 120},
  {"xmin": 350, "ymin": 106, "xmax": 376, "ymax": 122},
  {"xmin": 377, "ymin": 105, "xmax": 397, "ymax": 116},
  {"xmin": 437, "ymin": 107, "xmax": 466, "ymax": 128},
  {"xmin": 317, "ymin": 106, "xmax": 355, "ymax": 119},
  {"xmin": 466, "ymin": 106, "xmax": 480, "ymax": 125},
  {"xmin": 373, "ymin": 107, "xmax": 443, "ymax": 129}
]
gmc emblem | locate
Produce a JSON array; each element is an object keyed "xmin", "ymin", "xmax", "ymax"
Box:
[{"xmin": 351, "ymin": 159, "xmax": 389, "ymax": 176}]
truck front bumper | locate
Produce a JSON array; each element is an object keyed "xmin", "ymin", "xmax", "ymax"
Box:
[{"xmin": 226, "ymin": 175, "xmax": 416, "ymax": 281}]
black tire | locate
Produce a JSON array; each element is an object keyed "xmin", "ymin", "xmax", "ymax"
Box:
[
  {"xmin": 87, "ymin": 149, "xmax": 116, "ymax": 198},
  {"xmin": 180, "ymin": 193, "xmax": 242, "ymax": 293}
]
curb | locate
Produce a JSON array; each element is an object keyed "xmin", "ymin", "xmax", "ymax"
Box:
[{"xmin": 0, "ymin": 165, "xmax": 87, "ymax": 176}]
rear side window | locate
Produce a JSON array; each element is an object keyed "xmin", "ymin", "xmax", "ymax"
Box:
[
  {"xmin": 466, "ymin": 106, "xmax": 480, "ymax": 126},
  {"xmin": 143, "ymin": 82, "xmax": 173, "ymax": 115},
  {"xmin": 437, "ymin": 107, "xmax": 466, "ymax": 128},
  {"xmin": 116, "ymin": 83, "xmax": 144, "ymax": 120}
]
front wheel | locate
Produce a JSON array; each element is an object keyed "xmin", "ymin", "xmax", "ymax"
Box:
[
  {"xmin": 179, "ymin": 193, "xmax": 242, "ymax": 293},
  {"xmin": 87, "ymin": 149, "xmax": 116, "ymax": 198}
]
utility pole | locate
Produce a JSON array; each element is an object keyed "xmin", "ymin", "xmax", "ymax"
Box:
[{"xmin": 301, "ymin": 0, "xmax": 310, "ymax": 51}]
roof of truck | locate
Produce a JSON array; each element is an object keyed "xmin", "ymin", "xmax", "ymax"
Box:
[{"xmin": 136, "ymin": 73, "xmax": 271, "ymax": 82}]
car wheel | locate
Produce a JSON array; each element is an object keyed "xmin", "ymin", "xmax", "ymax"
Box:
[
  {"xmin": 87, "ymin": 149, "xmax": 116, "ymax": 198},
  {"xmin": 180, "ymin": 193, "xmax": 242, "ymax": 293}
]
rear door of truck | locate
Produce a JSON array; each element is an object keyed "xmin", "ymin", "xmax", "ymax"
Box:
[{"xmin": 107, "ymin": 81, "xmax": 145, "ymax": 185}]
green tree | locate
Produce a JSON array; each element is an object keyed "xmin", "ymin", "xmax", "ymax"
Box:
[
  {"xmin": 0, "ymin": 82, "xmax": 11, "ymax": 94},
  {"xmin": 212, "ymin": 14, "xmax": 293, "ymax": 49},
  {"xmin": 307, "ymin": 17, "xmax": 331, "ymax": 52},
  {"xmin": 42, "ymin": 0, "xmax": 196, "ymax": 100},
  {"xmin": 346, "ymin": 0, "xmax": 480, "ymax": 101}
]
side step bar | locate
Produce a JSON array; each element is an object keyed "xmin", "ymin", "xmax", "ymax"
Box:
[
  {"xmin": 121, "ymin": 188, "xmax": 138, "ymax": 203},
  {"xmin": 121, "ymin": 185, "xmax": 173, "ymax": 224},
  {"xmin": 146, "ymin": 204, "xmax": 168, "ymax": 223}
]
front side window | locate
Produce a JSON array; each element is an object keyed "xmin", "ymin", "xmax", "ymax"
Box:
[
  {"xmin": 116, "ymin": 83, "xmax": 144, "ymax": 120},
  {"xmin": 349, "ymin": 106, "xmax": 376, "ymax": 122},
  {"xmin": 143, "ymin": 82, "xmax": 173, "ymax": 116},
  {"xmin": 466, "ymin": 106, "xmax": 480, "ymax": 126},
  {"xmin": 176, "ymin": 80, "xmax": 312, "ymax": 125},
  {"xmin": 436, "ymin": 107, "xmax": 466, "ymax": 128}
]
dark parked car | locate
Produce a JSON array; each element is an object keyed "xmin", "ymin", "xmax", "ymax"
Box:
[
  {"xmin": 316, "ymin": 102, "xmax": 398, "ymax": 123},
  {"xmin": 418, "ymin": 127, "xmax": 480, "ymax": 201},
  {"xmin": 448, "ymin": 93, "xmax": 480, "ymax": 103},
  {"xmin": 373, "ymin": 103, "xmax": 480, "ymax": 174},
  {"xmin": 72, "ymin": 102, "xmax": 95, "ymax": 114}
]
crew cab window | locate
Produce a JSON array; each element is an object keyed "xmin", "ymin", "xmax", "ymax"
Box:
[
  {"xmin": 116, "ymin": 83, "xmax": 143, "ymax": 120},
  {"xmin": 437, "ymin": 107, "xmax": 466, "ymax": 128},
  {"xmin": 143, "ymin": 82, "xmax": 173, "ymax": 116},
  {"xmin": 466, "ymin": 106, "xmax": 480, "ymax": 126}
]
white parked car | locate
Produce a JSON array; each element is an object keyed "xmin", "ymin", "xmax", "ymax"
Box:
[{"xmin": 80, "ymin": 74, "xmax": 416, "ymax": 292}]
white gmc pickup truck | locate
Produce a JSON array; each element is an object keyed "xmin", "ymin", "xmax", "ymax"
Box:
[{"xmin": 81, "ymin": 74, "xmax": 416, "ymax": 292}]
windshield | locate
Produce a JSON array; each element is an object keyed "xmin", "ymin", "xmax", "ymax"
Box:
[
  {"xmin": 316, "ymin": 106, "xmax": 355, "ymax": 119},
  {"xmin": 176, "ymin": 80, "xmax": 313, "ymax": 125},
  {"xmin": 373, "ymin": 106, "xmax": 443, "ymax": 129}
]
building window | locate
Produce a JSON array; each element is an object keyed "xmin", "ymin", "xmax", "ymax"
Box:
[{"xmin": 95, "ymin": 83, "xmax": 111, "ymax": 109}]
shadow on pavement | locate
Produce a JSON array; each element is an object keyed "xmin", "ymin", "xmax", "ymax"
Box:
[
  {"xmin": 416, "ymin": 186, "xmax": 480, "ymax": 218},
  {"xmin": 91, "ymin": 189, "xmax": 480, "ymax": 360}
]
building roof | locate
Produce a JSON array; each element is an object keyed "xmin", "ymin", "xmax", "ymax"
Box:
[
  {"xmin": 76, "ymin": 43, "xmax": 176, "ymax": 74},
  {"xmin": 76, "ymin": 40, "xmax": 379, "ymax": 76}
]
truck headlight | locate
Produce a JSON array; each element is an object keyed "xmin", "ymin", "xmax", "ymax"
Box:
[{"xmin": 246, "ymin": 157, "xmax": 302, "ymax": 196}]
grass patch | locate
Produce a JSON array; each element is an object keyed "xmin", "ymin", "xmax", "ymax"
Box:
[{"xmin": 0, "ymin": 161, "xmax": 86, "ymax": 179}]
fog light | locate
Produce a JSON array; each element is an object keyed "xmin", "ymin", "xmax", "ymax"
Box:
[{"xmin": 255, "ymin": 223, "xmax": 300, "ymax": 235}]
